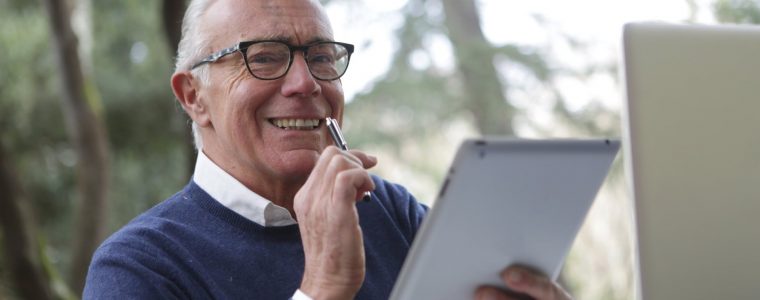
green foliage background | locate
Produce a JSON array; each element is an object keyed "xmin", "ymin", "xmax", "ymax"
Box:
[{"xmin": 1, "ymin": 2, "xmax": 188, "ymax": 296}]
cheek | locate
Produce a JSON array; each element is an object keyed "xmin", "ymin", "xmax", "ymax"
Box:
[
  {"xmin": 226, "ymin": 100, "xmax": 259, "ymax": 139},
  {"xmin": 205, "ymin": 68, "xmax": 250, "ymax": 124},
  {"xmin": 330, "ymin": 79, "xmax": 344, "ymax": 96},
  {"xmin": 322, "ymin": 81, "xmax": 345, "ymax": 116},
  {"xmin": 223, "ymin": 67, "xmax": 251, "ymax": 96},
  {"xmin": 224, "ymin": 74, "xmax": 273, "ymax": 132}
]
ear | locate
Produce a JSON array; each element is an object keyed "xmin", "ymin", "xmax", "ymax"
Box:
[{"xmin": 171, "ymin": 71, "xmax": 211, "ymax": 127}]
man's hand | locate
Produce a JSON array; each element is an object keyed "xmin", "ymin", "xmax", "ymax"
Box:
[
  {"xmin": 294, "ymin": 147, "xmax": 377, "ymax": 300},
  {"xmin": 475, "ymin": 266, "xmax": 573, "ymax": 300}
]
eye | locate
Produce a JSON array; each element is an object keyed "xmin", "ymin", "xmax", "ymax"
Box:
[
  {"xmin": 248, "ymin": 51, "xmax": 289, "ymax": 64},
  {"xmin": 308, "ymin": 44, "xmax": 343, "ymax": 64},
  {"xmin": 308, "ymin": 53, "xmax": 336, "ymax": 64}
]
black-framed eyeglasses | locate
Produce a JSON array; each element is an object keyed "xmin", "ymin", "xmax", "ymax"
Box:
[{"xmin": 191, "ymin": 40, "xmax": 354, "ymax": 81}]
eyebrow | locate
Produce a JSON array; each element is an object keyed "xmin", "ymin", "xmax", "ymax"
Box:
[
  {"xmin": 245, "ymin": 34, "xmax": 334, "ymax": 45},
  {"xmin": 304, "ymin": 37, "xmax": 333, "ymax": 44}
]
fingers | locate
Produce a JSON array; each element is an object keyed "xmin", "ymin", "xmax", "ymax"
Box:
[
  {"xmin": 334, "ymin": 168, "xmax": 375, "ymax": 202},
  {"xmin": 310, "ymin": 146, "xmax": 375, "ymax": 203},
  {"xmin": 499, "ymin": 266, "xmax": 572, "ymax": 300},
  {"xmin": 295, "ymin": 146, "xmax": 375, "ymax": 216},
  {"xmin": 347, "ymin": 149, "xmax": 378, "ymax": 169},
  {"xmin": 473, "ymin": 266, "xmax": 572, "ymax": 300},
  {"xmin": 328, "ymin": 150, "xmax": 374, "ymax": 203},
  {"xmin": 474, "ymin": 286, "xmax": 512, "ymax": 300},
  {"xmin": 322, "ymin": 147, "xmax": 375, "ymax": 202},
  {"xmin": 317, "ymin": 146, "xmax": 376, "ymax": 171}
]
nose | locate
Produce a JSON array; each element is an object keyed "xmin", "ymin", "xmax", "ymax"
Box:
[{"xmin": 280, "ymin": 52, "xmax": 320, "ymax": 98}]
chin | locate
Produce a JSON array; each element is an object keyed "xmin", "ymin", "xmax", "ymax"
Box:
[{"xmin": 275, "ymin": 150, "xmax": 321, "ymax": 178}]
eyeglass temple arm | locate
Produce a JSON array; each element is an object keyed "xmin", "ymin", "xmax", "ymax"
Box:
[{"xmin": 190, "ymin": 45, "xmax": 240, "ymax": 69}]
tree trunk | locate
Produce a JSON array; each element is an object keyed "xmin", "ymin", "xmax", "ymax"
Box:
[
  {"xmin": 0, "ymin": 144, "xmax": 53, "ymax": 300},
  {"xmin": 162, "ymin": 0, "xmax": 195, "ymax": 180},
  {"xmin": 41, "ymin": 0, "xmax": 110, "ymax": 295},
  {"xmin": 162, "ymin": 0, "xmax": 185, "ymax": 54},
  {"xmin": 440, "ymin": 0, "xmax": 514, "ymax": 135}
]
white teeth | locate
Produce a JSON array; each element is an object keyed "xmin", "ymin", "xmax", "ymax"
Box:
[{"xmin": 271, "ymin": 118, "xmax": 320, "ymax": 130}]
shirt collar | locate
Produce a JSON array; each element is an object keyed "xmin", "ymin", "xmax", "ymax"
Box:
[{"xmin": 192, "ymin": 151, "xmax": 297, "ymax": 227}]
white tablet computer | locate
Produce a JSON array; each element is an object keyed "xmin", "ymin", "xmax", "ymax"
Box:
[
  {"xmin": 622, "ymin": 22, "xmax": 760, "ymax": 299},
  {"xmin": 390, "ymin": 138, "xmax": 619, "ymax": 300}
]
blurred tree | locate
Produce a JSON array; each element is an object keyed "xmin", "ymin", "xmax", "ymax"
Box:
[
  {"xmin": 713, "ymin": 0, "xmax": 760, "ymax": 23},
  {"xmin": 1, "ymin": 0, "xmax": 186, "ymax": 298},
  {"xmin": 162, "ymin": 0, "xmax": 186, "ymax": 53},
  {"xmin": 440, "ymin": 0, "xmax": 513, "ymax": 135},
  {"xmin": 0, "ymin": 3, "xmax": 72, "ymax": 298},
  {"xmin": 41, "ymin": 0, "xmax": 110, "ymax": 294},
  {"xmin": 0, "ymin": 143, "xmax": 52, "ymax": 300},
  {"xmin": 161, "ymin": 0, "xmax": 195, "ymax": 179},
  {"xmin": 88, "ymin": 0, "xmax": 187, "ymax": 228},
  {"xmin": 341, "ymin": 0, "xmax": 625, "ymax": 298},
  {"xmin": 343, "ymin": 0, "xmax": 594, "ymax": 200}
]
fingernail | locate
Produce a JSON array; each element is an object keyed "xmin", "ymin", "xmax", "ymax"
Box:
[
  {"xmin": 508, "ymin": 270, "xmax": 523, "ymax": 284},
  {"xmin": 365, "ymin": 155, "xmax": 378, "ymax": 167}
]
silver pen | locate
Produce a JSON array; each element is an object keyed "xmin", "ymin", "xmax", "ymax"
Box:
[{"xmin": 325, "ymin": 117, "xmax": 372, "ymax": 202}]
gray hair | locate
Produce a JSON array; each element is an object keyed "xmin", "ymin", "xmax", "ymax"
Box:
[{"xmin": 175, "ymin": 0, "xmax": 216, "ymax": 150}]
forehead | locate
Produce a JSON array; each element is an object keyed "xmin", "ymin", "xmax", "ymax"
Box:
[{"xmin": 203, "ymin": 0, "xmax": 334, "ymax": 46}]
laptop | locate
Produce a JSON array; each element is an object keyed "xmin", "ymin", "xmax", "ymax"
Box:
[
  {"xmin": 390, "ymin": 138, "xmax": 619, "ymax": 300},
  {"xmin": 622, "ymin": 22, "xmax": 760, "ymax": 299}
]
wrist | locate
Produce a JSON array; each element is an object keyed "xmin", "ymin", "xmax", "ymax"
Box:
[
  {"xmin": 300, "ymin": 274, "xmax": 361, "ymax": 300},
  {"xmin": 292, "ymin": 289, "xmax": 314, "ymax": 300}
]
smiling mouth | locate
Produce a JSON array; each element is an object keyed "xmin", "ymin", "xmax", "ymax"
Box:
[{"xmin": 269, "ymin": 118, "xmax": 322, "ymax": 130}]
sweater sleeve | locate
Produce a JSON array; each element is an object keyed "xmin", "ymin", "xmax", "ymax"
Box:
[
  {"xmin": 83, "ymin": 240, "xmax": 186, "ymax": 300},
  {"xmin": 370, "ymin": 175, "xmax": 429, "ymax": 243}
]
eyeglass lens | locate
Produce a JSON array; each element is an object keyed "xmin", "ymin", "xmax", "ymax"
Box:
[{"xmin": 245, "ymin": 42, "xmax": 350, "ymax": 80}]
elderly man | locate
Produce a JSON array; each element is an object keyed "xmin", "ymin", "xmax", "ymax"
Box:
[{"xmin": 84, "ymin": 0, "xmax": 572, "ymax": 299}]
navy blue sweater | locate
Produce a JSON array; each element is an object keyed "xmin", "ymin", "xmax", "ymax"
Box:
[{"xmin": 83, "ymin": 176, "xmax": 428, "ymax": 299}]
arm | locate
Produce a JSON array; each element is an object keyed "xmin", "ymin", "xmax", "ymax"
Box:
[{"xmin": 83, "ymin": 242, "xmax": 185, "ymax": 300}]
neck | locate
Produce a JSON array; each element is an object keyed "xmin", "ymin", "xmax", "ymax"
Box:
[
  {"xmin": 259, "ymin": 180, "xmax": 303, "ymax": 217},
  {"xmin": 199, "ymin": 148, "xmax": 306, "ymax": 217}
]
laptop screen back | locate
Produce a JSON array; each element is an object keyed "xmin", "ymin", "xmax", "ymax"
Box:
[{"xmin": 622, "ymin": 22, "xmax": 760, "ymax": 299}]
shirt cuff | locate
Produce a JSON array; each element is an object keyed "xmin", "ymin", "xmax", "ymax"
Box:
[{"xmin": 291, "ymin": 289, "xmax": 314, "ymax": 300}]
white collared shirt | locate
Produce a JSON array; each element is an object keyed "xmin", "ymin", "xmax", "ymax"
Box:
[
  {"xmin": 192, "ymin": 151, "xmax": 297, "ymax": 227},
  {"xmin": 192, "ymin": 152, "xmax": 313, "ymax": 299}
]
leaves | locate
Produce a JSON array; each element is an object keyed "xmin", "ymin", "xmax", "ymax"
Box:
[{"xmin": 713, "ymin": 0, "xmax": 760, "ymax": 23}]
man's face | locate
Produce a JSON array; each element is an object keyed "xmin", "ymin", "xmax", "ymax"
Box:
[{"xmin": 195, "ymin": 0, "xmax": 344, "ymax": 197}]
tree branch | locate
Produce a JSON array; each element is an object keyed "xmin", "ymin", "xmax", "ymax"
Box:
[
  {"xmin": 0, "ymin": 143, "xmax": 53, "ymax": 300},
  {"xmin": 41, "ymin": 0, "xmax": 111, "ymax": 294}
]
